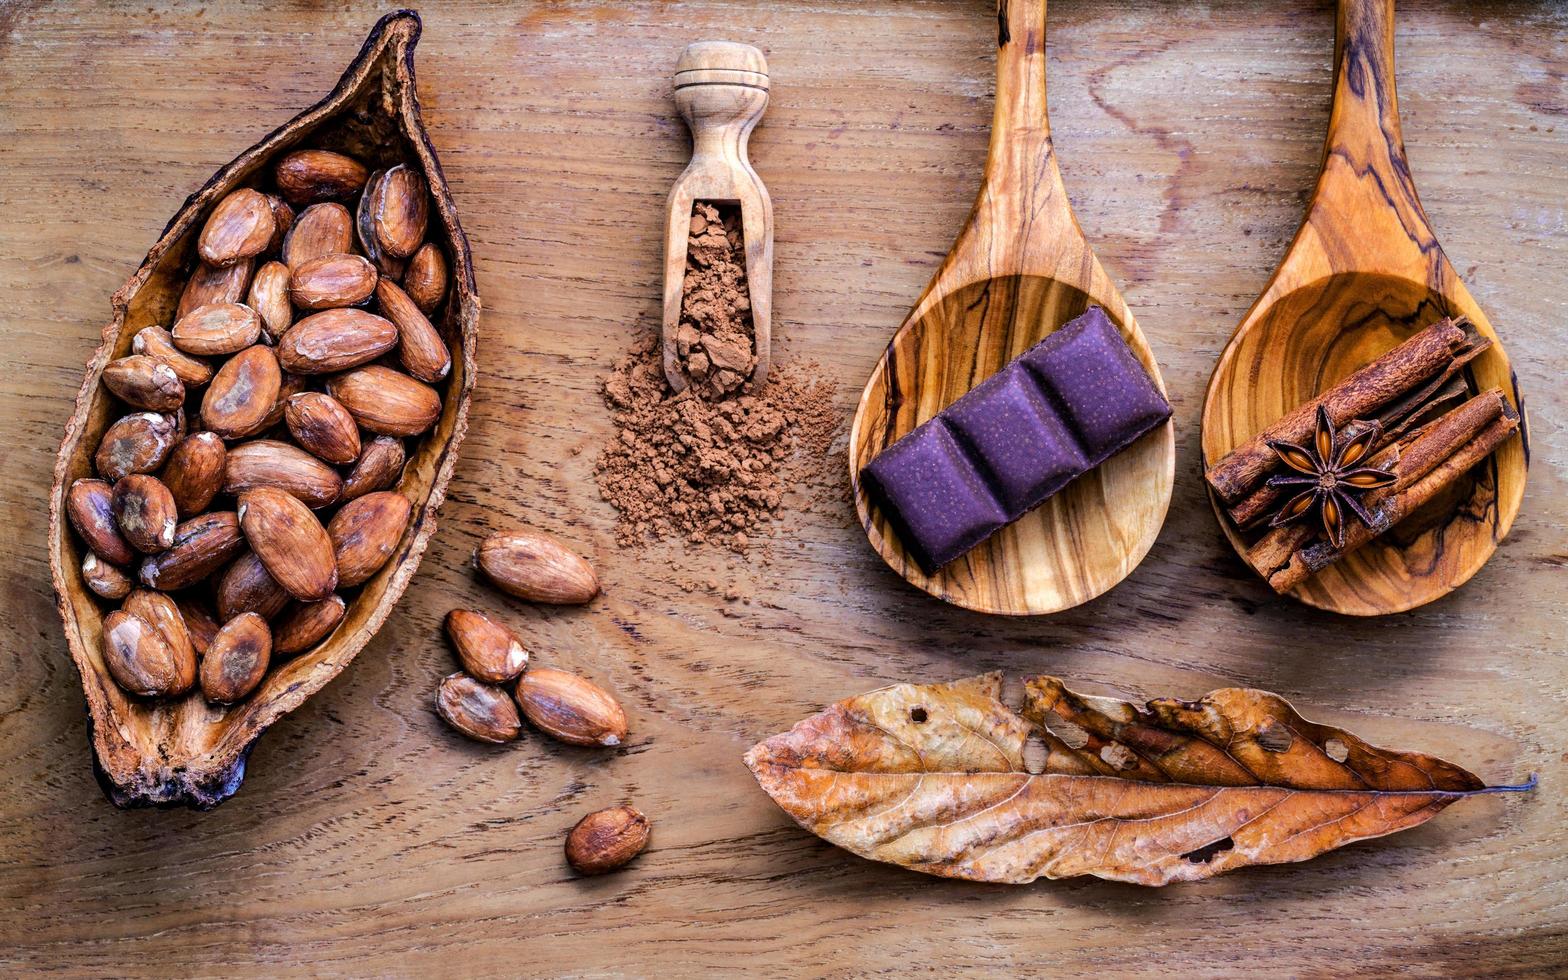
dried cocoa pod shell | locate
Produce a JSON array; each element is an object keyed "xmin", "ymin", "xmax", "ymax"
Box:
[
  {"xmin": 198, "ymin": 188, "xmax": 276, "ymax": 268},
  {"xmin": 273, "ymin": 595, "xmax": 345, "ymax": 657},
  {"xmin": 177, "ymin": 259, "xmax": 253, "ymax": 321},
  {"xmin": 477, "ymin": 529, "xmax": 600, "ymax": 605},
  {"xmin": 445, "ymin": 608, "xmax": 528, "ymax": 684},
  {"xmin": 174, "ymin": 596, "xmax": 220, "ymax": 656},
  {"xmin": 49, "ymin": 12, "xmax": 476, "ymax": 809},
  {"xmin": 276, "ymin": 308, "xmax": 398, "ymax": 375},
  {"xmin": 223, "ymin": 439, "xmax": 343, "ymax": 508},
  {"xmin": 403, "ymin": 243, "xmax": 449, "ymax": 314},
  {"xmin": 95, "ymin": 411, "xmax": 179, "ymax": 482},
  {"xmin": 436, "ymin": 672, "xmax": 522, "ymax": 744},
  {"xmin": 341, "ymin": 436, "xmax": 405, "ymax": 501},
  {"xmin": 327, "ymin": 365, "xmax": 441, "ymax": 436},
  {"xmin": 160, "ymin": 431, "xmax": 227, "ymax": 518},
  {"xmin": 275, "ymin": 149, "xmax": 368, "ymax": 207},
  {"xmin": 285, "ymin": 392, "xmax": 360, "ymax": 465},
  {"xmin": 122, "ymin": 589, "xmax": 197, "ymax": 675},
  {"xmin": 137, "ymin": 511, "xmax": 244, "ymax": 591},
  {"xmin": 369, "ymin": 165, "xmax": 429, "ymax": 259},
  {"xmin": 200, "ymin": 612, "xmax": 272, "ymax": 704},
  {"xmin": 82, "ymin": 552, "xmax": 133, "ymax": 600},
  {"xmin": 172, "ymin": 302, "xmax": 263, "ymax": 356},
  {"xmin": 217, "ymin": 551, "xmax": 290, "ymax": 622},
  {"xmin": 67, "ymin": 479, "xmax": 135, "ymax": 566},
  {"xmin": 133, "ymin": 326, "xmax": 213, "ymax": 388},
  {"xmin": 238, "ymin": 487, "xmax": 338, "ymax": 601},
  {"xmin": 290, "ymin": 252, "xmax": 378, "ymax": 310},
  {"xmin": 102, "ymin": 355, "xmax": 185, "ymax": 412},
  {"xmin": 247, "ymin": 261, "xmax": 294, "ymax": 342},
  {"xmin": 515, "ymin": 667, "xmax": 627, "ymax": 747},
  {"xmin": 201, "ymin": 345, "xmax": 282, "ymax": 439},
  {"xmin": 376, "ymin": 279, "xmax": 450, "ymax": 382},
  {"xmin": 282, "ymin": 202, "xmax": 355, "ymax": 270},
  {"xmin": 111, "ymin": 474, "xmax": 178, "ymax": 554},
  {"xmin": 565, "ymin": 806, "xmax": 650, "ymax": 875},
  {"xmin": 327, "ymin": 491, "xmax": 411, "ymax": 587},
  {"xmin": 103, "ymin": 609, "xmax": 196, "ymax": 699}
]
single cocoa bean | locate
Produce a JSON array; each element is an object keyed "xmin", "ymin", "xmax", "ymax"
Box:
[
  {"xmin": 66, "ymin": 478, "xmax": 135, "ymax": 566},
  {"xmin": 200, "ymin": 612, "xmax": 272, "ymax": 703}
]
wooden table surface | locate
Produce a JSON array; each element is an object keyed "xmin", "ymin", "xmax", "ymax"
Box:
[{"xmin": 2, "ymin": 1, "xmax": 1564, "ymax": 975}]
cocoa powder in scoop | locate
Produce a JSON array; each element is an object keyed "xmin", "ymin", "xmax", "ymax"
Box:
[{"xmin": 673, "ymin": 203, "xmax": 756, "ymax": 399}]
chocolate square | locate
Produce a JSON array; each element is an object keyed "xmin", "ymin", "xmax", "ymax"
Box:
[
  {"xmin": 861, "ymin": 419, "xmax": 1008, "ymax": 573},
  {"xmin": 1021, "ymin": 306, "xmax": 1171, "ymax": 461},
  {"xmin": 945, "ymin": 363, "xmax": 1088, "ymax": 513}
]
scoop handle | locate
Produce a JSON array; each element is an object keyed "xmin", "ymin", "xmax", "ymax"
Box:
[{"xmin": 663, "ymin": 42, "xmax": 773, "ymax": 391}]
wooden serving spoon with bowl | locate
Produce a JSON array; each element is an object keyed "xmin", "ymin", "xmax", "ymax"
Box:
[
  {"xmin": 1201, "ymin": 0, "xmax": 1528, "ymax": 615},
  {"xmin": 848, "ymin": 0, "xmax": 1175, "ymax": 616}
]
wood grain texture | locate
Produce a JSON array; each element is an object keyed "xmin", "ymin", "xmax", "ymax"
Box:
[
  {"xmin": 663, "ymin": 41, "xmax": 774, "ymax": 391},
  {"xmin": 849, "ymin": 0, "xmax": 1176, "ymax": 615},
  {"xmin": 0, "ymin": 0, "xmax": 1564, "ymax": 975},
  {"xmin": 1201, "ymin": 0, "xmax": 1528, "ymax": 616}
]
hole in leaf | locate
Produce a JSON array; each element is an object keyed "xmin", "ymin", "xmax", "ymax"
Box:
[
  {"xmin": 1181, "ymin": 836, "xmax": 1235, "ymax": 864},
  {"xmin": 1043, "ymin": 710, "xmax": 1090, "ymax": 750},
  {"xmin": 1023, "ymin": 734, "xmax": 1049, "ymax": 775},
  {"xmin": 909, "ymin": 706, "xmax": 928, "ymax": 724}
]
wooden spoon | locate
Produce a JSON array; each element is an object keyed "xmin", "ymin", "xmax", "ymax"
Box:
[
  {"xmin": 1201, "ymin": 0, "xmax": 1528, "ymax": 615},
  {"xmin": 848, "ymin": 0, "xmax": 1174, "ymax": 616}
]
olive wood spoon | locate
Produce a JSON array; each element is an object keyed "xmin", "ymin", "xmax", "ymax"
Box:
[
  {"xmin": 848, "ymin": 0, "xmax": 1174, "ymax": 616},
  {"xmin": 662, "ymin": 41, "xmax": 772, "ymax": 393},
  {"xmin": 1201, "ymin": 0, "xmax": 1528, "ymax": 615}
]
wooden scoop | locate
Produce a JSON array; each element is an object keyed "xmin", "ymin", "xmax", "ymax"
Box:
[
  {"xmin": 848, "ymin": 0, "xmax": 1174, "ymax": 616},
  {"xmin": 662, "ymin": 41, "xmax": 773, "ymax": 394},
  {"xmin": 1201, "ymin": 0, "xmax": 1528, "ymax": 615}
]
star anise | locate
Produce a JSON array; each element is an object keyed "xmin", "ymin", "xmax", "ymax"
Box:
[{"xmin": 1266, "ymin": 405, "xmax": 1397, "ymax": 548}]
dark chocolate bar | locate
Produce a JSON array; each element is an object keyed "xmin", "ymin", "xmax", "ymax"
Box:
[{"xmin": 862, "ymin": 306, "xmax": 1170, "ymax": 573}]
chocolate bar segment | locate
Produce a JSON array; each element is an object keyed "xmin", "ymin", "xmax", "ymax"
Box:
[
  {"xmin": 945, "ymin": 363, "xmax": 1088, "ymax": 513},
  {"xmin": 862, "ymin": 306, "xmax": 1170, "ymax": 574},
  {"xmin": 860, "ymin": 419, "xmax": 1008, "ymax": 574},
  {"xmin": 1019, "ymin": 305, "xmax": 1171, "ymax": 460}
]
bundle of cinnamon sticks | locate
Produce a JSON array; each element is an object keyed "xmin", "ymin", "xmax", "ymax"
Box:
[{"xmin": 1206, "ymin": 317, "xmax": 1521, "ymax": 594}]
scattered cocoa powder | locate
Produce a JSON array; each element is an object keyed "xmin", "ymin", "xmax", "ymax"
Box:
[
  {"xmin": 595, "ymin": 331, "xmax": 835, "ymax": 552},
  {"xmin": 673, "ymin": 203, "xmax": 756, "ymax": 399}
]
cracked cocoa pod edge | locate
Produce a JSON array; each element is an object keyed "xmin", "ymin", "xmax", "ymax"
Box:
[{"xmin": 47, "ymin": 11, "xmax": 477, "ymax": 810}]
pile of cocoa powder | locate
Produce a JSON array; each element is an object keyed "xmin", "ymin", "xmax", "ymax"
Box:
[{"xmin": 595, "ymin": 203, "xmax": 836, "ymax": 553}]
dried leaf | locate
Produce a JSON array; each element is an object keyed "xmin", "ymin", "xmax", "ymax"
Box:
[{"xmin": 744, "ymin": 674, "xmax": 1532, "ymax": 886}]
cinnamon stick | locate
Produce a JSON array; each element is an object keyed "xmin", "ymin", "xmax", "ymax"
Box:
[
  {"xmin": 1246, "ymin": 389, "xmax": 1518, "ymax": 593},
  {"xmin": 1207, "ymin": 317, "xmax": 1476, "ymax": 505},
  {"xmin": 1227, "ymin": 374, "xmax": 1474, "ymax": 528}
]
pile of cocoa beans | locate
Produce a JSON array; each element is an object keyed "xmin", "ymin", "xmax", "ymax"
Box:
[{"xmin": 67, "ymin": 148, "xmax": 452, "ymax": 705}]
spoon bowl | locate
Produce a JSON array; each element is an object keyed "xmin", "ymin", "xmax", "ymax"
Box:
[
  {"xmin": 849, "ymin": 0, "xmax": 1174, "ymax": 615},
  {"xmin": 1202, "ymin": 0, "xmax": 1527, "ymax": 615}
]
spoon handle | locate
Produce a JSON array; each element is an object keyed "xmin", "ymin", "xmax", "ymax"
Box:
[
  {"xmin": 1313, "ymin": 0, "xmax": 1440, "ymax": 277},
  {"xmin": 957, "ymin": 0, "xmax": 1081, "ymax": 280}
]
